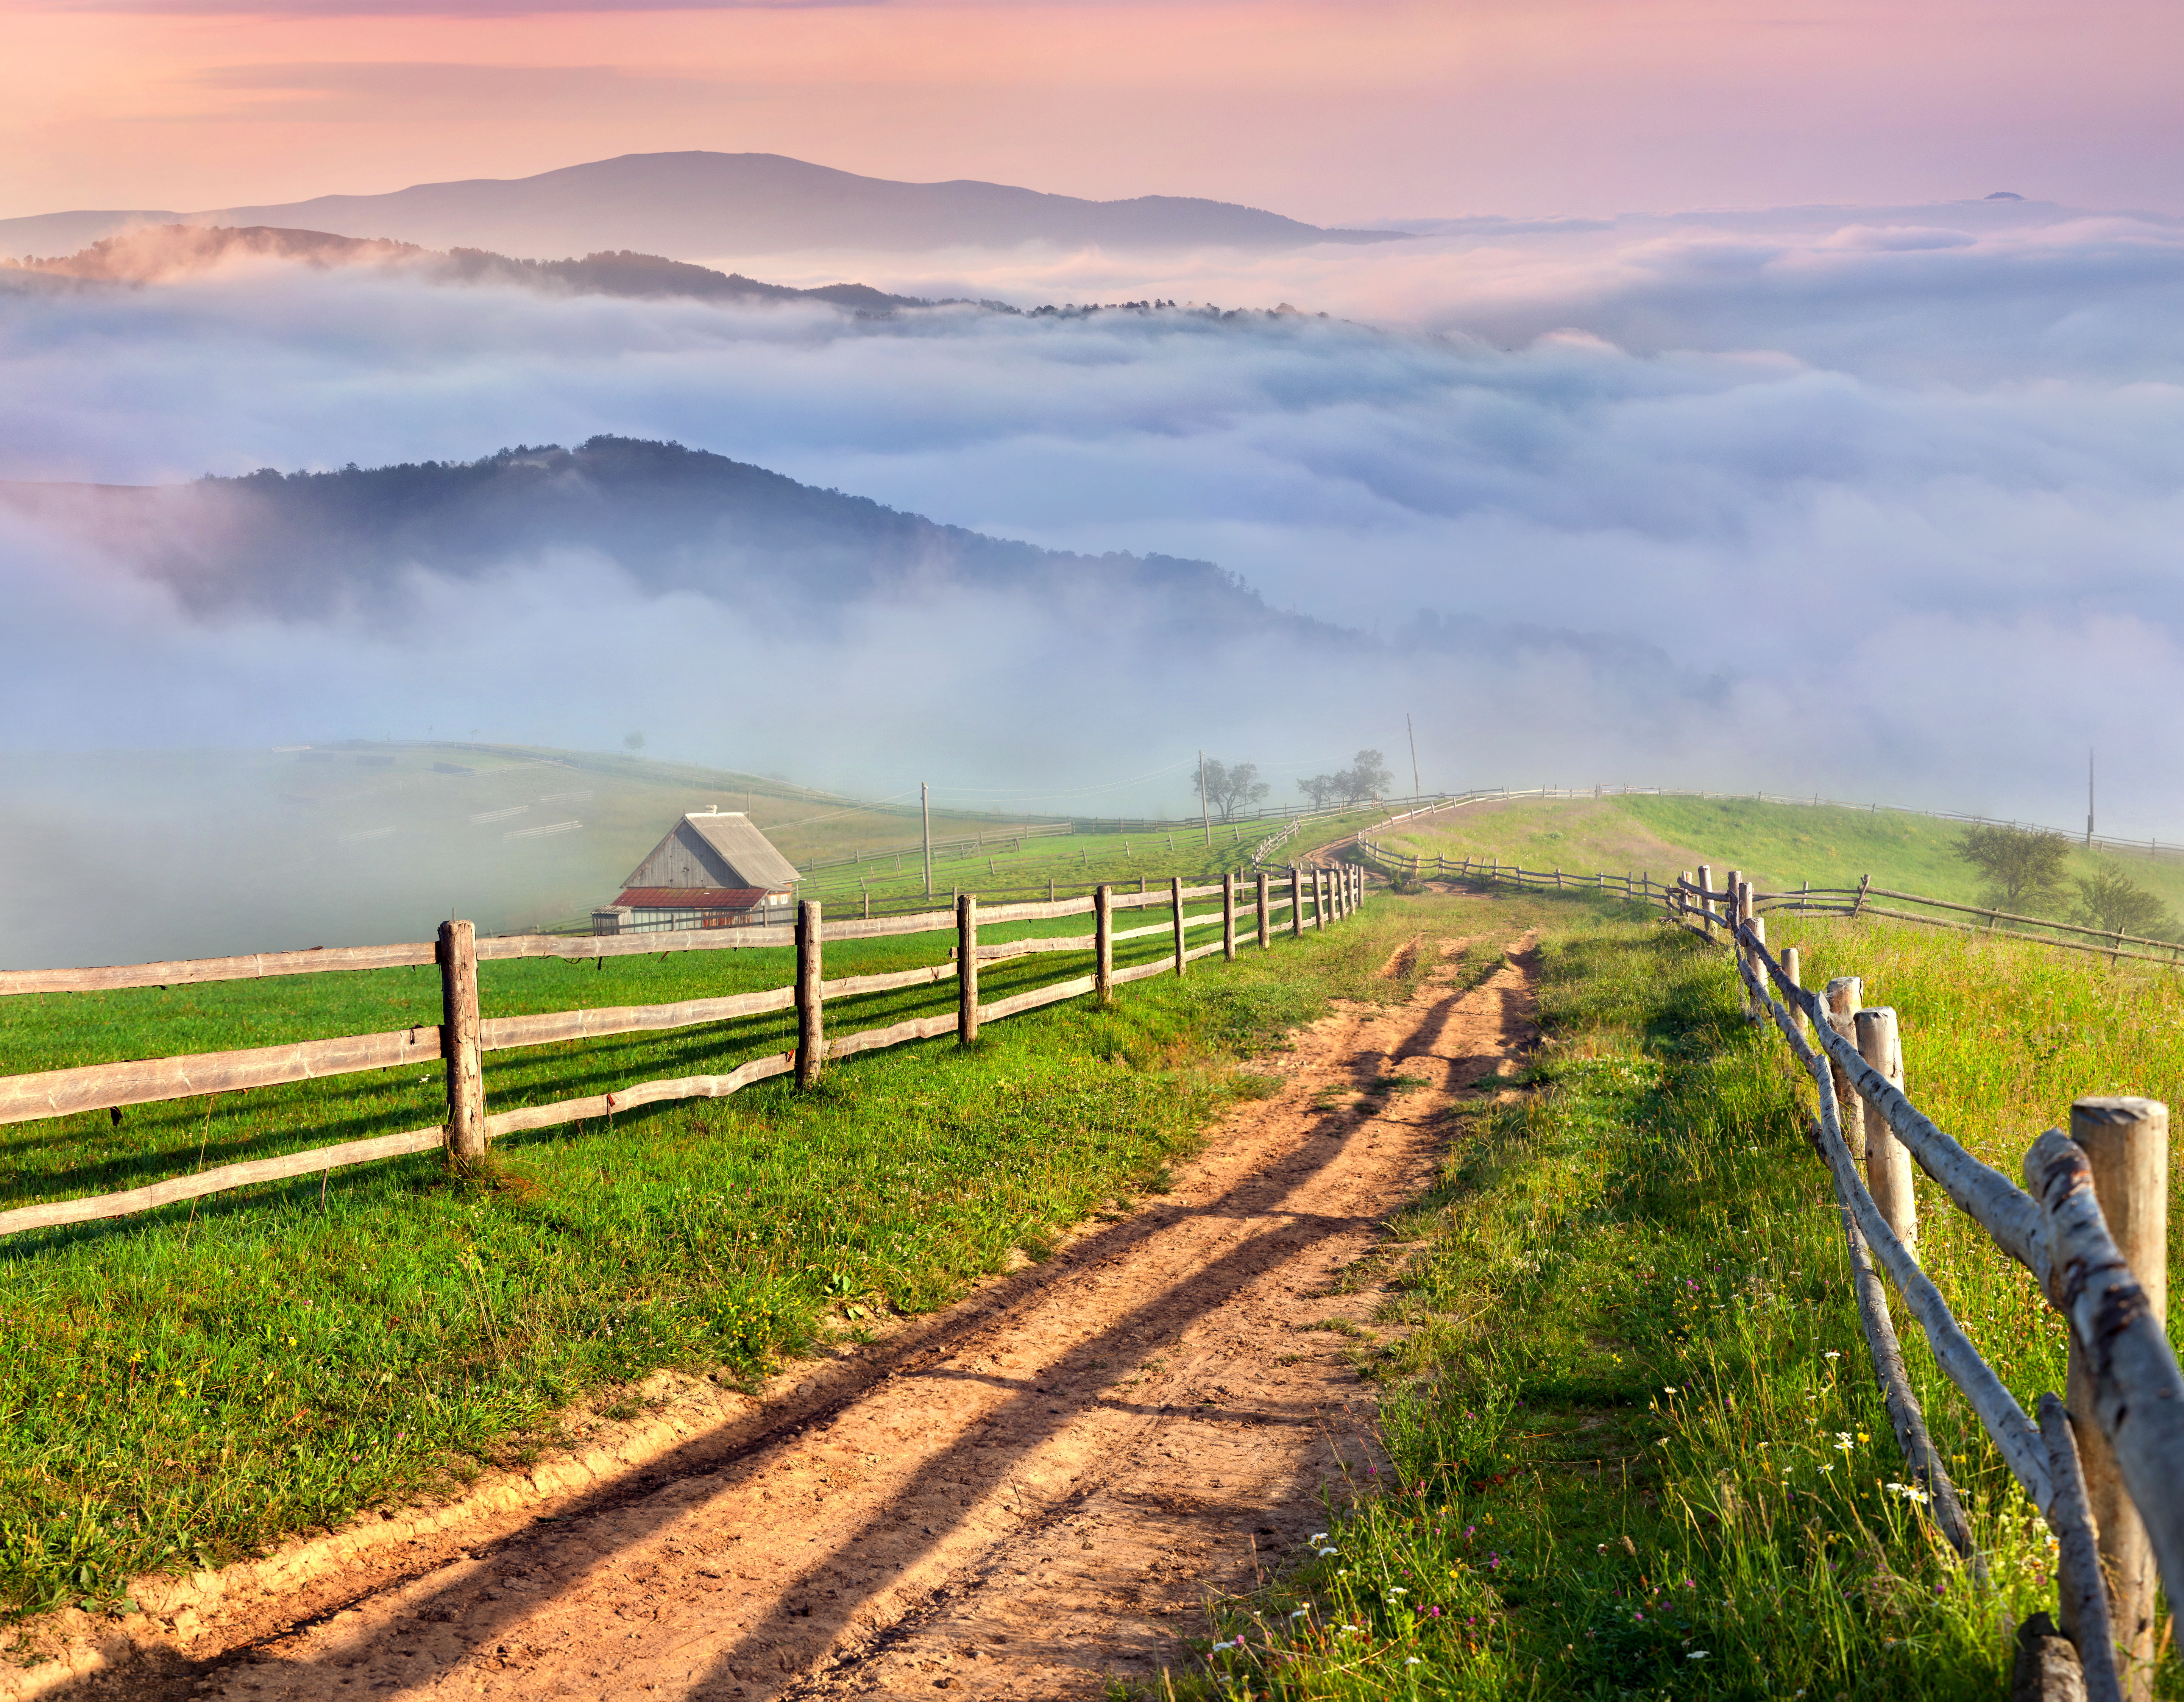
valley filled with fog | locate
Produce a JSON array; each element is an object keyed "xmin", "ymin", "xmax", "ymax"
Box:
[{"xmin": 3, "ymin": 179, "xmax": 2180, "ymax": 960}]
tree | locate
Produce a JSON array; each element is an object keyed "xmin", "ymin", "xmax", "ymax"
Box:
[
  {"xmin": 623, "ymin": 730, "xmax": 646, "ymax": 755},
  {"xmin": 1203, "ymin": 759, "xmax": 1270, "ymax": 820},
  {"xmin": 1338, "ymin": 749, "xmax": 1393, "ymax": 803},
  {"xmin": 2074, "ymin": 859, "xmax": 2176, "ymax": 939},
  {"xmin": 1297, "ymin": 772, "xmax": 1338, "ymax": 809},
  {"xmin": 1956, "ymin": 823, "xmax": 2069, "ymax": 912}
]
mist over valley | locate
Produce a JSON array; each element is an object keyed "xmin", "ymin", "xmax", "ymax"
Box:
[{"xmin": 4, "ymin": 153, "xmax": 2182, "ymax": 962}]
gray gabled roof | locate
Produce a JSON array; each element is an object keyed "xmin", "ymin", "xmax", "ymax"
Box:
[{"xmin": 675, "ymin": 811, "xmax": 801, "ymax": 890}]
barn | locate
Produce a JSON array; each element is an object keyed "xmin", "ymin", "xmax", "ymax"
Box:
[{"xmin": 590, "ymin": 810, "xmax": 802, "ymax": 935}]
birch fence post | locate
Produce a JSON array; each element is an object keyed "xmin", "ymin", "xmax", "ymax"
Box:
[
  {"xmin": 1256, "ymin": 871, "xmax": 1270, "ymax": 950},
  {"xmin": 958, "ymin": 892, "xmax": 980, "ymax": 1046},
  {"xmin": 437, "ymin": 919, "xmax": 485, "ymax": 1164},
  {"xmin": 1095, "ymin": 883, "xmax": 1113, "ymax": 1005},
  {"xmin": 1825, "ymin": 977, "xmax": 1865, "ymax": 1159},
  {"xmin": 796, "ymin": 900, "xmax": 824, "ymax": 1086},
  {"xmin": 1223, "ymin": 872, "xmax": 1237, "ymax": 961},
  {"xmin": 1171, "ymin": 875, "xmax": 1187, "ymax": 977},
  {"xmin": 1856, "ymin": 1008, "xmax": 1917, "ymax": 1250},
  {"xmin": 2067, "ymin": 1096, "xmax": 2170, "ymax": 1699},
  {"xmin": 1746, "ymin": 915, "xmax": 1767, "ymax": 1026}
]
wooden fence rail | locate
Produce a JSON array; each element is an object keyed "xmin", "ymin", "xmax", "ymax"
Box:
[{"xmin": 0, "ymin": 864, "xmax": 1367, "ymax": 1242}]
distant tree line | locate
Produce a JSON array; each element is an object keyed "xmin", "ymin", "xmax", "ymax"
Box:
[
  {"xmin": 1193, "ymin": 749, "xmax": 1393, "ymax": 819},
  {"xmin": 1296, "ymin": 750, "xmax": 1393, "ymax": 810}
]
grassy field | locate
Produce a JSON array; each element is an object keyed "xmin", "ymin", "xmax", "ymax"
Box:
[
  {"xmin": 1370, "ymin": 792, "xmax": 2184, "ymax": 923},
  {"xmin": 0, "ymin": 741, "xmax": 1078, "ymax": 971},
  {"xmin": 0, "ymin": 740, "xmax": 1358, "ymax": 972},
  {"xmin": 1182, "ymin": 889, "xmax": 2184, "ymax": 1700},
  {"xmin": 794, "ymin": 809, "xmax": 1383, "ymax": 912},
  {"xmin": 0, "ymin": 856, "xmax": 1387, "ymax": 1621}
]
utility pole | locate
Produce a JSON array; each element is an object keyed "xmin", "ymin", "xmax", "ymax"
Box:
[
  {"xmin": 1406, "ymin": 713, "xmax": 1421, "ymax": 801},
  {"xmin": 922, "ymin": 780, "xmax": 933, "ymax": 896},
  {"xmin": 1198, "ymin": 750, "xmax": 1211, "ymax": 847},
  {"xmin": 2087, "ymin": 748, "xmax": 2095, "ymax": 848}
]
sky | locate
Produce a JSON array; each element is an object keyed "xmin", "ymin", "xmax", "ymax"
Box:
[{"xmin": 3, "ymin": 0, "xmax": 2182, "ymax": 225}]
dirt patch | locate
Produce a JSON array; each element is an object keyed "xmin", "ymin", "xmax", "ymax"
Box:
[
  {"xmin": 1377, "ymin": 934, "xmax": 1424, "ymax": 980},
  {"xmin": 15, "ymin": 934, "xmax": 1540, "ymax": 1702}
]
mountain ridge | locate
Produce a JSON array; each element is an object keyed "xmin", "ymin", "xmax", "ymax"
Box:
[
  {"xmin": 0, "ymin": 151, "xmax": 1407, "ymax": 263},
  {"xmin": 0, "ymin": 223, "xmax": 934, "ymax": 311},
  {"xmin": 0, "ymin": 435, "xmax": 1353, "ymax": 648}
]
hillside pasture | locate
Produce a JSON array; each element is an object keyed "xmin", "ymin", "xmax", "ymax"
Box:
[{"xmin": 1373, "ymin": 792, "xmax": 2184, "ymax": 924}]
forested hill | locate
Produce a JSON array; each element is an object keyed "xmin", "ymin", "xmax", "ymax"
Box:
[{"xmin": 35, "ymin": 437, "xmax": 1338, "ymax": 644}]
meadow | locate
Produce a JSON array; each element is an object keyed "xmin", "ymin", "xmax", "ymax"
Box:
[
  {"xmin": 1186, "ymin": 892, "xmax": 2184, "ymax": 1700},
  {"xmin": 0, "ymin": 848, "xmax": 1386, "ymax": 1619},
  {"xmin": 1368, "ymin": 793, "xmax": 2184, "ymax": 922}
]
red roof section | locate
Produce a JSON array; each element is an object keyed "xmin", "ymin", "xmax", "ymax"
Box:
[{"xmin": 614, "ymin": 887, "xmax": 771, "ymax": 910}]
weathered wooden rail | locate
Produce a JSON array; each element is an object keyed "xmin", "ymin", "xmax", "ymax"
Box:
[{"xmin": 0, "ymin": 864, "xmax": 1366, "ymax": 1241}]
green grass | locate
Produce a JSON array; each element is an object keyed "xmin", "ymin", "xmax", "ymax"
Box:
[
  {"xmin": 0, "ymin": 875, "xmax": 1404, "ymax": 1622},
  {"xmin": 1179, "ymin": 890, "xmax": 2123, "ymax": 1700},
  {"xmin": 1374, "ymin": 794, "xmax": 2184, "ymax": 924},
  {"xmin": 795, "ymin": 811, "xmax": 1385, "ymax": 912}
]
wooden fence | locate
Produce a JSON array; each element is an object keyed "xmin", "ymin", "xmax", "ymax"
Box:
[
  {"xmin": 0, "ymin": 863, "xmax": 1367, "ymax": 1242},
  {"xmin": 1355, "ymin": 842, "xmax": 2182, "ymax": 1700},
  {"xmin": 1359, "ymin": 843, "xmax": 2184, "ymax": 973}
]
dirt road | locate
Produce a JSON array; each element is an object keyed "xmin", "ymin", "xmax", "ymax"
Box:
[{"xmin": 42, "ymin": 927, "xmax": 1537, "ymax": 1702}]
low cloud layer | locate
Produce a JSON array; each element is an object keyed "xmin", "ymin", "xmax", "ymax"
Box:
[{"xmin": 3, "ymin": 195, "xmax": 2181, "ymax": 879}]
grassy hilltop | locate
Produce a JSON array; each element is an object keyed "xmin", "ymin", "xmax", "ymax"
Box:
[{"xmin": 1371, "ymin": 791, "xmax": 2184, "ymax": 920}]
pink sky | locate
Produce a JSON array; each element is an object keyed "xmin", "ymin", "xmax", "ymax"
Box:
[{"xmin": 3, "ymin": 0, "xmax": 2180, "ymax": 223}]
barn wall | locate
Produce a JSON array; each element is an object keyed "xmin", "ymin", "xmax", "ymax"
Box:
[{"xmin": 625, "ymin": 824, "xmax": 734, "ymax": 889}]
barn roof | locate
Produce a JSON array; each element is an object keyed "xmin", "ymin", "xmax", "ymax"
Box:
[
  {"xmin": 679, "ymin": 812, "xmax": 800, "ymax": 889},
  {"xmin": 616, "ymin": 887, "xmax": 770, "ymax": 910},
  {"xmin": 619, "ymin": 809, "xmax": 801, "ymax": 893}
]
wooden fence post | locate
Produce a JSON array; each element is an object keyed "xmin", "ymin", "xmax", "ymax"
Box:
[
  {"xmin": 1223, "ymin": 872, "xmax": 1237, "ymax": 961},
  {"xmin": 1824, "ymin": 977, "xmax": 1864, "ymax": 1159},
  {"xmin": 1256, "ymin": 871, "xmax": 1270, "ymax": 950},
  {"xmin": 1745, "ymin": 913, "xmax": 1767, "ymax": 1024},
  {"xmin": 958, "ymin": 892, "xmax": 980, "ymax": 1045},
  {"xmin": 1171, "ymin": 875, "xmax": 1187, "ymax": 976},
  {"xmin": 437, "ymin": 919, "xmax": 485, "ymax": 1163},
  {"xmin": 1095, "ymin": 883, "xmax": 1113, "ymax": 1005},
  {"xmin": 1856, "ymin": 1008, "xmax": 1917, "ymax": 1250},
  {"xmin": 1782, "ymin": 946, "xmax": 1805, "ymax": 1042},
  {"xmin": 1736, "ymin": 881, "xmax": 1757, "ymax": 1017},
  {"xmin": 1290, "ymin": 865, "xmax": 1303, "ymax": 939},
  {"xmin": 2067, "ymin": 1096, "xmax": 2170, "ymax": 1698},
  {"xmin": 1697, "ymin": 864, "xmax": 1716, "ymax": 936},
  {"xmin": 796, "ymin": 900, "xmax": 824, "ymax": 1086}
]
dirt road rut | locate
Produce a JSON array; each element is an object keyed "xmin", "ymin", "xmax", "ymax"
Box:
[{"xmin": 122, "ymin": 930, "xmax": 1538, "ymax": 1701}]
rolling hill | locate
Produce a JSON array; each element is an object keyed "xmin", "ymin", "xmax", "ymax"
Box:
[
  {"xmin": 0, "ymin": 151, "xmax": 1407, "ymax": 263},
  {"xmin": 1374, "ymin": 793, "xmax": 2184, "ymax": 927},
  {"xmin": 0, "ymin": 436, "xmax": 1333, "ymax": 639}
]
